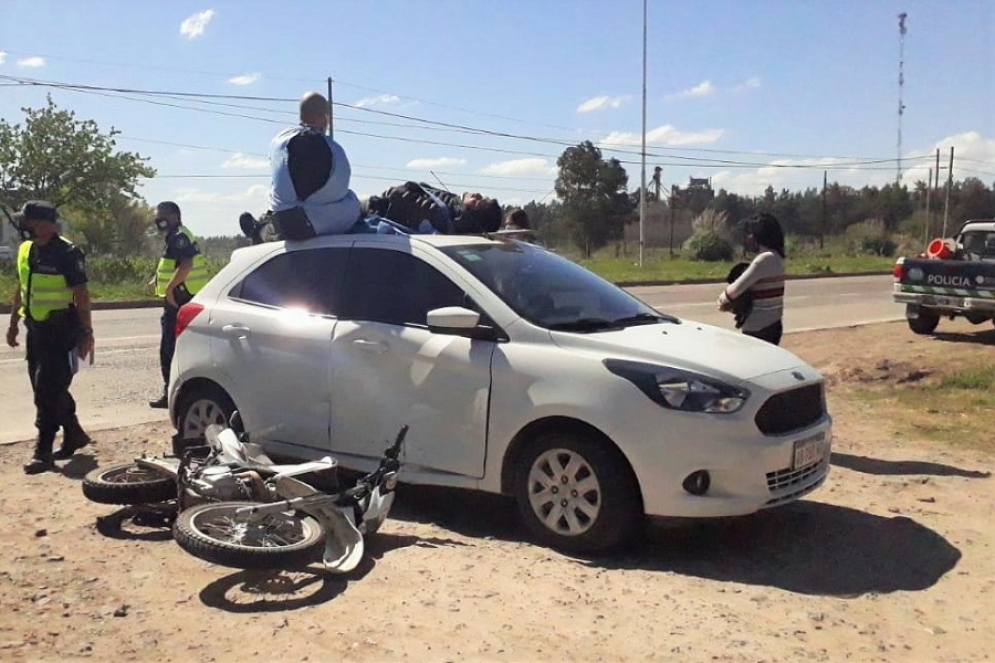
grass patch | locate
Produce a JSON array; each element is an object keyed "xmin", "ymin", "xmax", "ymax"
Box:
[{"xmin": 846, "ymin": 364, "xmax": 995, "ymax": 451}]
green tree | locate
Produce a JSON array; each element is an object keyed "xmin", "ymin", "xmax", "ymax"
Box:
[
  {"xmin": 554, "ymin": 141, "xmax": 632, "ymax": 257},
  {"xmin": 0, "ymin": 96, "xmax": 155, "ymax": 233}
]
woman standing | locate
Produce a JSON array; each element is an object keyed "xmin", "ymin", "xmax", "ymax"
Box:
[{"xmin": 718, "ymin": 212, "xmax": 786, "ymax": 345}]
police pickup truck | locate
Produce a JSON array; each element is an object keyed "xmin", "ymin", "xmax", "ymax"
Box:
[{"xmin": 892, "ymin": 219, "xmax": 995, "ymax": 335}]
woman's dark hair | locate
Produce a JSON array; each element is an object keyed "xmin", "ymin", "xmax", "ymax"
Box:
[
  {"xmin": 506, "ymin": 208, "xmax": 530, "ymax": 230},
  {"xmin": 467, "ymin": 199, "xmax": 503, "ymax": 233},
  {"xmin": 742, "ymin": 212, "xmax": 785, "ymax": 257}
]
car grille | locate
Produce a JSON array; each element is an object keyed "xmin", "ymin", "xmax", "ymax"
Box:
[
  {"xmin": 764, "ymin": 458, "xmax": 829, "ymax": 507},
  {"xmin": 754, "ymin": 383, "xmax": 825, "ymax": 435}
]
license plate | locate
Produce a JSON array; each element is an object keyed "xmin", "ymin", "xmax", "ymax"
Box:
[{"xmin": 793, "ymin": 433, "xmax": 826, "ymax": 469}]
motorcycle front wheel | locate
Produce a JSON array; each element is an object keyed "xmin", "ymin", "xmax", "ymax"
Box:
[
  {"xmin": 173, "ymin": 501, "xmax": 325, "ymax": 570},
  {"xmin": 82, "ymin": 462, "xmax": 178, "ymax": 505}
]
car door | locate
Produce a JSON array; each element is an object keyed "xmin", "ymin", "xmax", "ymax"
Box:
[
  {"xmin": 210, "ymin": 245, "xmax": 349, "ymax": 452},
  {"xmin": 328, "ymin": 244, "xmax": 494, "ymax": 478}
]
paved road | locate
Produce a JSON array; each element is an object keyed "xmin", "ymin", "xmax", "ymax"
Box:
[{"xmin": 0, "ymin": 274, "xmax": 900, "ymax": 445}]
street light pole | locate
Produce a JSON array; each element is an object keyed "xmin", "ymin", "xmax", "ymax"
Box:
[{"xmin": 639, "ymin": 0, "xmax": 647, "ymax": 267}]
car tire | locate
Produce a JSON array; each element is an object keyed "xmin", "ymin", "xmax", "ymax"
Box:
[
  {"xmin": 175, "ymin": 385, "xmax": 235, "ymax": 447},
  {"xmin": 907, "ymin": 308, "xmax": 940, "ymax": 335},
  {"xmin": 513, "ymin": 430, "xmax": 642, "ymax": 554}
]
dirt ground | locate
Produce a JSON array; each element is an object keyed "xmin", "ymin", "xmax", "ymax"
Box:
[{"xmin": 1, "ymin": 320, "xmax": 993, "ymax": 663}]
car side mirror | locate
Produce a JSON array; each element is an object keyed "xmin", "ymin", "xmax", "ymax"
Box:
[{"xmin": 427, "ymin": 306, "xmax": 495, "ymax": 340}]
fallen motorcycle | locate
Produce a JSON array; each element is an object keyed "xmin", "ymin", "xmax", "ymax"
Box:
[
  {"xmin": 172, "ymin": 425, "xmax": 408, "ymax": 573},
  {"xmin": 81, "ymin": 412, "xmax": 335, "ymax": 512}
]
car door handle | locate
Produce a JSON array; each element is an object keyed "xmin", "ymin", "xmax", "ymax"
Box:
[
  {"xmin": 352, "ymin": 339, "xmax": 388, "ymax": 353},
  {"xmin": 222, "ymin": 324, "xmax": 251, "ymax": 338}
]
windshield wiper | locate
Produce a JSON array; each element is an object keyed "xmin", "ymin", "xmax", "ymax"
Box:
[
  {"xmin": 547, "ymin": 318, "xmax": 623, "ymax": 333},
  {"xmin": 610, "ymin": 312, "xmax": 681, "ymax": 326}
]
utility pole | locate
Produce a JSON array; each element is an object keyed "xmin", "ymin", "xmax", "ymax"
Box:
[
  {"xmin": 941, "ymin": 146, "xmax": 954, "ymax": 236},
  {"xmin": 668, "ymin": 186, "xmax": 676, "ymax": 257},
  {"xmin": 327, "ymin": 77, "xmax": 334, "ymax": 139},
  {"xmin": 924, "ymin": 167, "xmax": 932, "ymax": 247},
  {"xmin": 896, "ymin": 12, "xmax": 908, "ymax": 184},
  {"xmin": 638, "ymin": 0, "xmax": 648, "ymax": 267},
  {"xmin": 820, "ymin": 170, "xmax": 827, "ymax": 250}
]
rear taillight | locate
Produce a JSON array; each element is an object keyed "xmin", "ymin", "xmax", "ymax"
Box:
[
  {"xmin": 892, "ymin": 257, "xmax": 905, "ymax": 281},
  {"xmin": 175, "ymin": 303, "xmax": 205, "ymax": 338}
]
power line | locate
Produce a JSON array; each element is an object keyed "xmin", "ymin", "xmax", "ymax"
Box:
[{"xmin": 2, "ymin": 73, "xmax": 939, "ymax": 169}]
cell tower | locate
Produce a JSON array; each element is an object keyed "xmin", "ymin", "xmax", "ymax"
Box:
[{"xmin": 897, "ymin": 12, "xmax": 908, "ymax": 185}]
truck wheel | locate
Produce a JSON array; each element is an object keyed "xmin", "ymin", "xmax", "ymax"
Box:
[{"xmin": 907, "ymin": 309, "xmax": 940, "ymax": 335}]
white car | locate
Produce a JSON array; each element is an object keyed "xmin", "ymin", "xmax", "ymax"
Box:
[{"xmin": 169, "ymin": 233, "xmax": 831, "ymax": 552}]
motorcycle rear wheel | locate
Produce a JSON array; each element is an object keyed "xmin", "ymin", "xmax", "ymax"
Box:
[
  {"xmin": 173, "ymin": 501, "xmax": 325, "ymax": 570},
  {"xmin": 82, "ymin": 462, "xmax": 177, "ymax": 505}
]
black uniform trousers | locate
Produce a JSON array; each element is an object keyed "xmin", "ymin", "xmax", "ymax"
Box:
[
  {"xmin": 25, "ymin": 315, "xmax": 81, "ymax": 456},
  {"xmin": 159, "ymin": 303, "xmax": 179, "ymax": 388}
]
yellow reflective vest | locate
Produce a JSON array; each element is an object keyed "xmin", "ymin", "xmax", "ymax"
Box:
[
  {"xmin": 17, "ymin": 238, "xmax": 75, "ymax": 322},
  {"xmin": 155, "ymin": 226, "xmax": 209, "ymax": 298}
]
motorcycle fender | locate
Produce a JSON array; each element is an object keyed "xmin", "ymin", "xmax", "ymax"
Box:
[
  {"xmin": 361, "ymin": 486, "xmax": 396, "ymax": 535},
  {"xmin": 312, "ymin": 505, "xmax": 364, "ymax": 574},
  {"xmin": 134, "ymin": 457, "xmax": 181, "ymax": 478}
]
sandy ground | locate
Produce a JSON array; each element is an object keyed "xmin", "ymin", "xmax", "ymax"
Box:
[{"xmin": 1, "ymin": 320, "xmax": 993, "ymax": 663}]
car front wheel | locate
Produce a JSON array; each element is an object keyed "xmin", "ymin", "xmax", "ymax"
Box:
[{"xmin": 513, "ymin": 430, "xmax": 642, "ymax": 554}]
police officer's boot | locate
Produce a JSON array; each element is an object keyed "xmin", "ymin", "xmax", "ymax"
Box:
[
  {"xmin": 24, "ymin": 436, "xmax": 55, "ymax": 474},
  {"xmin": 53, "ymin": 422, "xmax": 93, "ymax": 460}
]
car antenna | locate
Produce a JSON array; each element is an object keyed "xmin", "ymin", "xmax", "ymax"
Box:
[{"xmin": 429, "ymin": 171, "xmax": 452, "ymax": 193}]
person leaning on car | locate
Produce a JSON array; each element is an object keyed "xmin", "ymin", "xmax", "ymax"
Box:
[
  {"xmin": 6, "ymin": 201, "xmax": 95, "ymax": 473},
  {"xmin": 718, "ymin": 212, "xmax": 786, "ymax": 345},
  {"xmin": 148, "ymin": 201, "xmax": 208, "ymax": 409}
]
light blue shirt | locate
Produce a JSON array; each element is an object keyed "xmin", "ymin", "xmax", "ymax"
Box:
[{"xmin": 269, "ymin": 126, "xmax": 361, "ymax": 235}]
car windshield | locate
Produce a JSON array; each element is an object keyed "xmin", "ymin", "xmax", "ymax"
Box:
[{"xmin": 440, "ymin": 241, "xmax": 678, "ymax": 332}]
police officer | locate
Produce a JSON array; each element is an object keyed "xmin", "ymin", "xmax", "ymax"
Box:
[
  {"xmin": 6, "ymin": 201, "xmax": 95, "ymax": 474},
  {"xmin": 148, "ymin": 201, "xmax": 208, "ymax": 409}
]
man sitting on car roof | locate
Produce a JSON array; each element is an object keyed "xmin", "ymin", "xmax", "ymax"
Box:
[{"xmin": 241, "ymin": 91, "xmax": 361, "ymax": 243}]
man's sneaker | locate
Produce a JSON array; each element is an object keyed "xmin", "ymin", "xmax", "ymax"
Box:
[
  {"xmin": 53, "ymin": 430, "xmax": 93, "ymax": 460},
  {"xmin": 149, "ymin": 394, "xmax": 169, "ymax": 409},
  {"xmin": 23, "ymin": 457, "xmax": 55, "ymax": 474}
]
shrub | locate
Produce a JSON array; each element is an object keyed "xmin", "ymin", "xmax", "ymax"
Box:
[{"xmin": 687, "ymin": 231, "xmax": 734, "ymax": 262}]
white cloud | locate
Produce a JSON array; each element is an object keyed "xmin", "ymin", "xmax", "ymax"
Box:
[
  {"xmin": 601, "ymin": 124, "xmax": 725, "ymax": 147},
  {"xmin": 406, "ymin": 157, "xmax": 466, "ymax": 169},
  {"xmin": 180, "ymin": 10, "xmax": 215, "ymax": 39},
  {"xmin": 733, "ymin": 77, "xmax": 762, "ymax": 92},
  {"xmin": 0, "ymin": 51, "xmax": 7, "ymax": 66},
  {"xmin": 229, "ymin": 72, "xmax": 261, "ymax": 86},
  {"xmin": 355, "ymin": 94, "xmax": 400, "ymax": 108},
  {"xmin": 16, "ymin": 56, "xmax": 45, "ymax": 68},
  {"xmin": 707, "ymin": 131, "xmax": 995, "ymax": 197},
  {"xmin": 666, "ymin": 80, "xmax": 715, "ymax": 101},
  {"xmin": 480, "ymin": 158, "xmax": 558, "ymax": 178},
  {"xmin": 173, "ymin": 183, "xmax": 268, "ymax": 205},
  {"xmin": 221, "ymin": 153, "xmax": 269, "ymax": 170},
  {"xmin": 902, "ymin": 132, "xmax": 995, "ymax": 185},
  {"xmin": 577, "ymin": 95, "xmax": 630, "ymax": 113}
]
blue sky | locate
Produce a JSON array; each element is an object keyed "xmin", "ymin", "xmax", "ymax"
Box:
[{"xmin": 1, "ymin": 0, "xmax": 993, "ymax": 237}]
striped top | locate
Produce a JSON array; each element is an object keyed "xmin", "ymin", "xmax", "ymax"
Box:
[{"xmin": 719, "ymin": 251, "xmax": 785, "ymax": 332}]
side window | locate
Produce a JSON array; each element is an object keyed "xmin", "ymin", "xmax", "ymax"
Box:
[
  {"xmin": 345, "ymin": 248, "xmax": 468, "ymax": 326},
  {"xmin": 233, "ymin": 247, "xmax": 349, "ymax": 315}
]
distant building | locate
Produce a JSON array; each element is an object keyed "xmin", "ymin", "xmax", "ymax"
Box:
[{"xmin": 671, "ymin": 177, "xmax": 715, "ymax": 213}]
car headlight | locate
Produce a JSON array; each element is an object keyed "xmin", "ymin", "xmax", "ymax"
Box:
[{"xmin": 604, "ymin": 359, "xmax": 748, "ymax": 413}]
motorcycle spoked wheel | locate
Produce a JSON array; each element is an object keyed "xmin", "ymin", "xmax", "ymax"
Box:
[
  {"xmin": 82, "ymin": 462, "xmax": 178, "ymax": 505},
  {"xmin": 173, "ymin": 501, "xmax": 326, "ymax": 570}
]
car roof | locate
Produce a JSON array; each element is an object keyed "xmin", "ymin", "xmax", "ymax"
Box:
[
  {"xmin": 959, "ymin": 219, "xmax": 995, "ymax": 233},
  {"xmin": 230, "ymin": 232, "xmax": 508, "ymax": 262}
]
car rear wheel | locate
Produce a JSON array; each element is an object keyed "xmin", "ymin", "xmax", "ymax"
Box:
[
  {"xmin": 906, "ymin": 307, "xmax": 940, "ymax": 335},
  {"xmin": 176, "ymin": 385, "xmax": 235, "ymax": 445},
  {"xmin": 513, "ymin": 429, "xmax": 642, "ymax": 554}
]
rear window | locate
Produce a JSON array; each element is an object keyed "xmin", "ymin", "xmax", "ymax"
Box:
[{"xmin": 232, "ymin": 247, "xmax": 349, "ymax": 315}]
